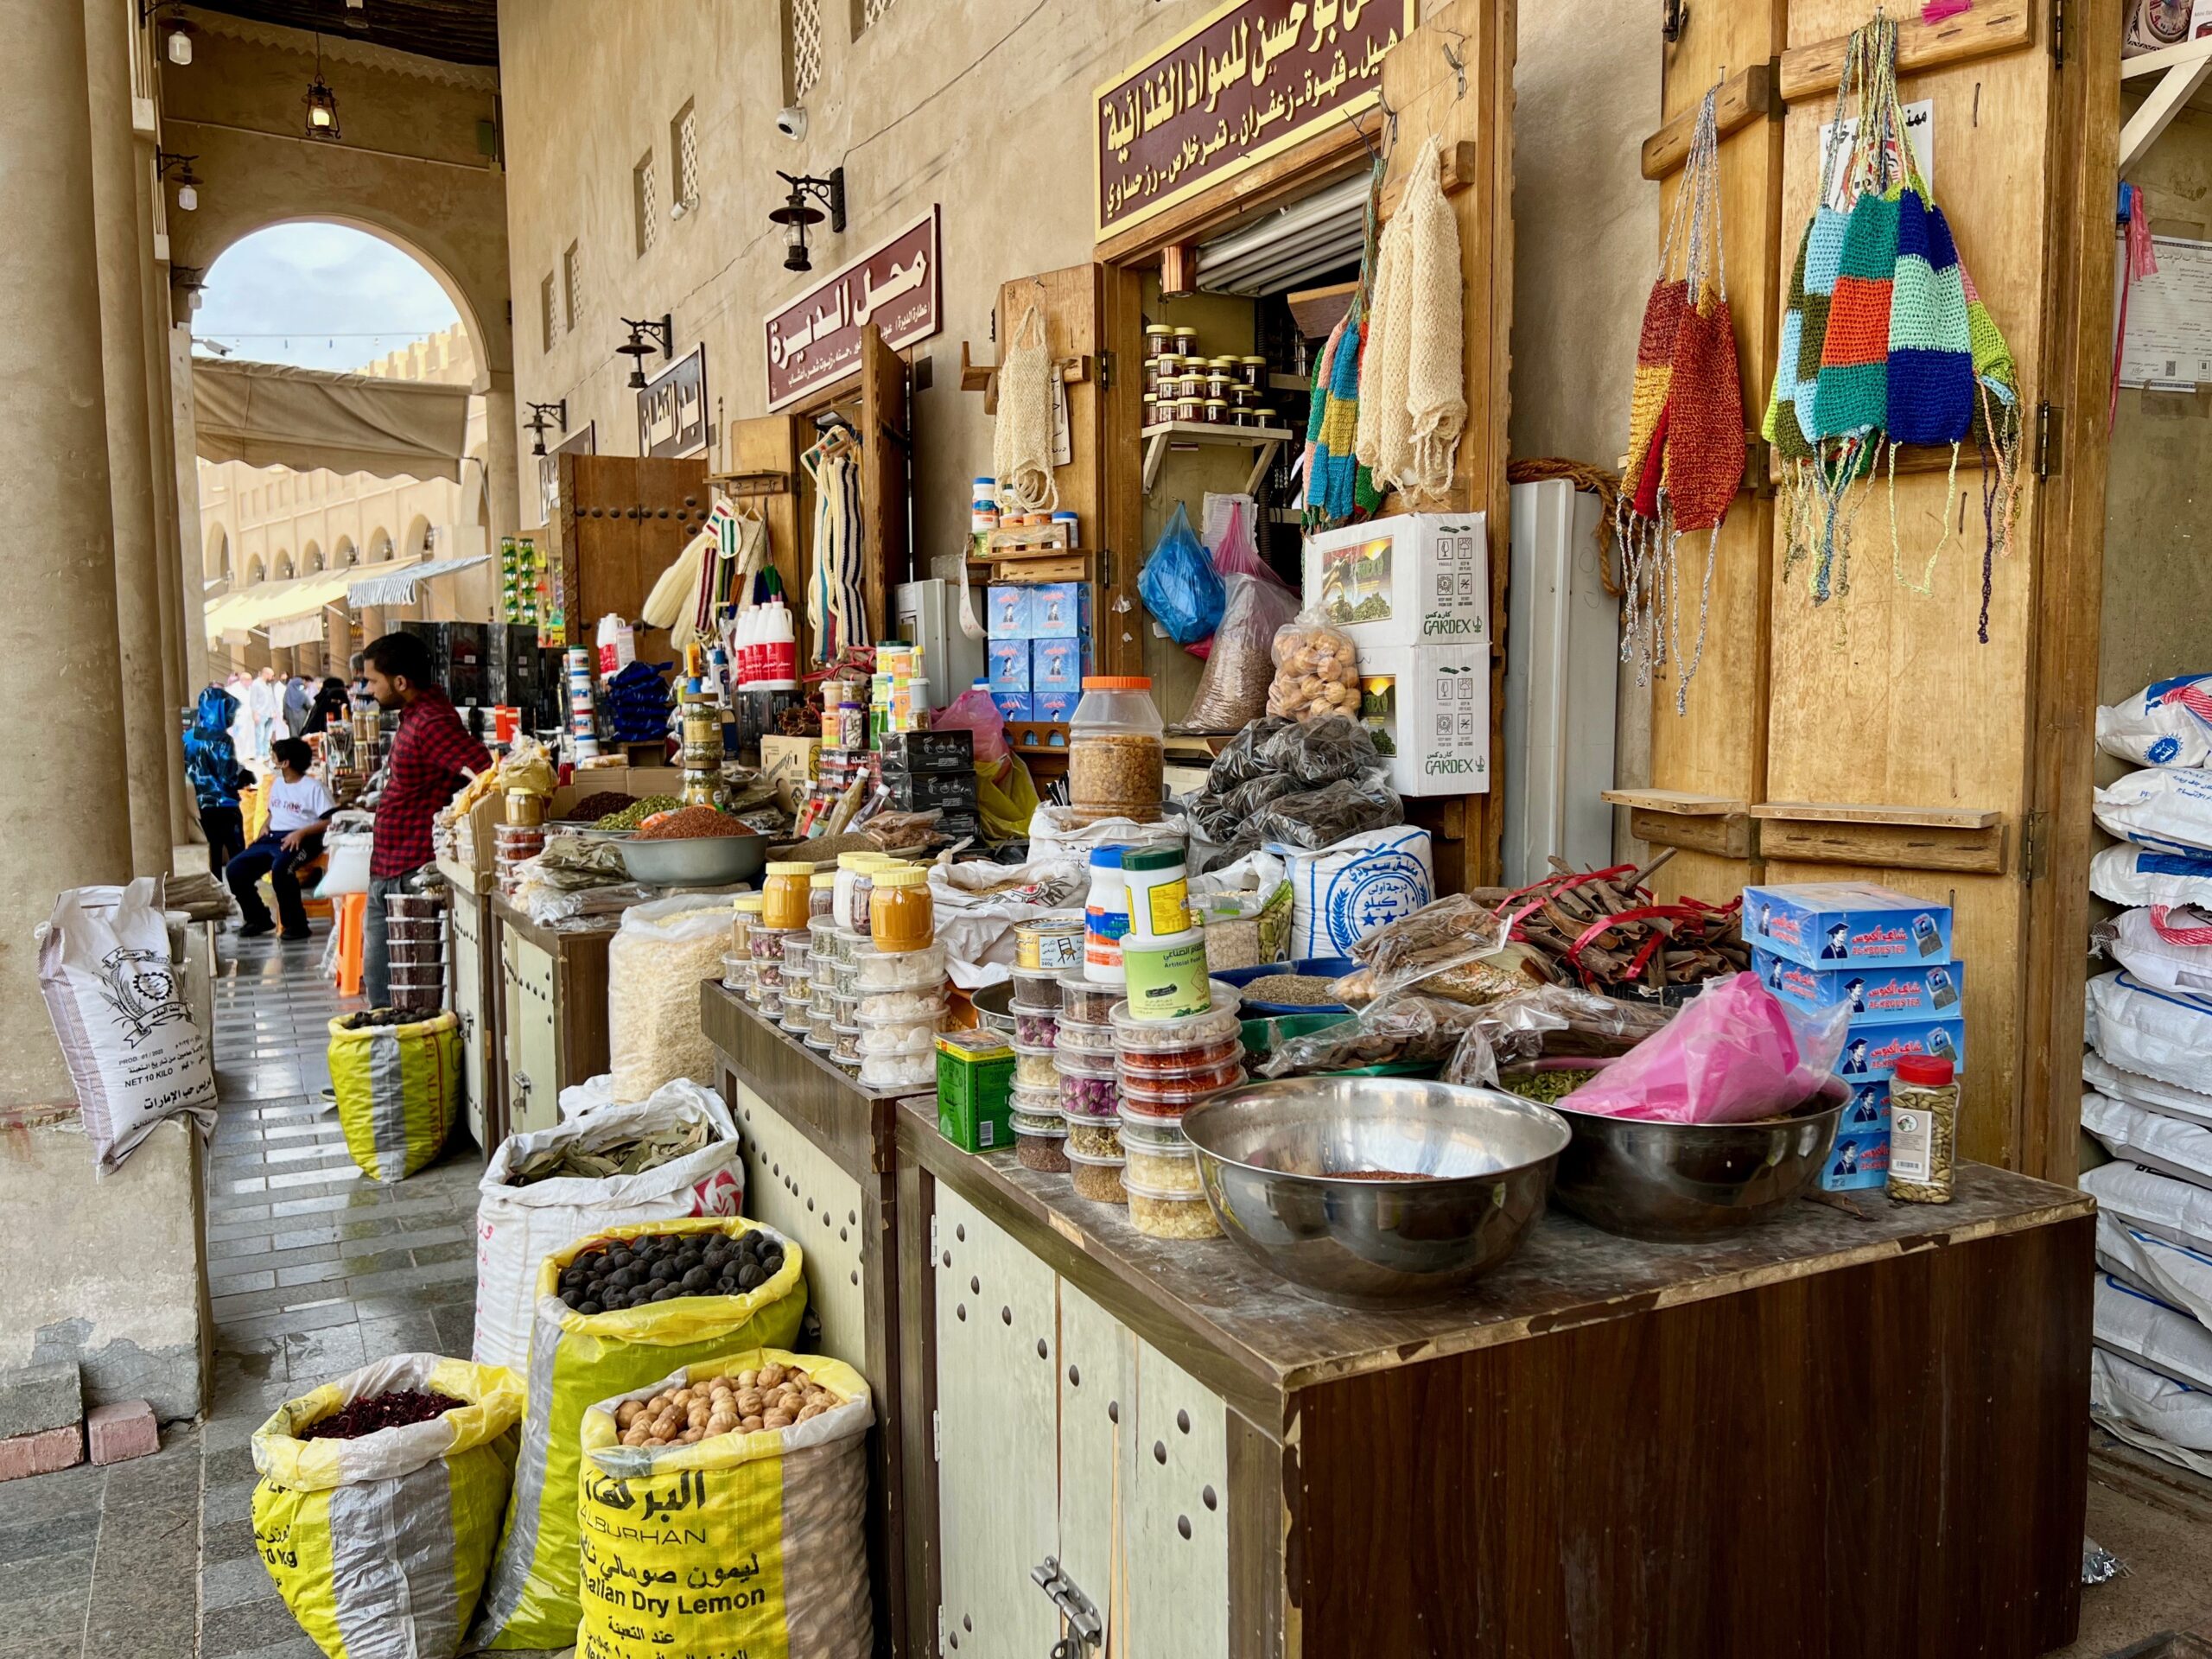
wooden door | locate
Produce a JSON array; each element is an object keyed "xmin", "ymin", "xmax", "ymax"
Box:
[
  {"xmin": 992, "ymin": 265, "xmax": 1147, "ymax": 675},
  {"xmin": 552, "ymin": 453, "xmax": 714, "ymax": 667},
  {"xmin": 1630, "ymin": 0, "xmax": 2119, "ymax": 1173},
  {"xmin": 506, "ymin": 931, "xmax": 559, "ymax": 1135},
  {"xmin": 859, "ymin": 325, "xmax": 912, "ymax": 651},
  {"xmin": 450, "ymin": 891, "xmax": 495, "ymax": 1148},
  {"xmin": 721, "ymin": 412, "xmax": 808, "ymax": 638}
]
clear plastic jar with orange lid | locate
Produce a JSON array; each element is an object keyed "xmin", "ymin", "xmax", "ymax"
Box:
[
  {"xmin": 761, "ymin": 861, "xmax": 815, "ymax": 931},
  {"xmin": 1068, "ymin": 676, "xmax": 1165, "ymax": 826},
  {"xmin": 869, "ymin": 865, "xmax": 936, "ymax": 953}
]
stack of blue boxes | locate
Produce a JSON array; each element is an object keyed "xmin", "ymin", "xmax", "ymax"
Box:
[
  {"xmin": 986, "ymin": 582, "xmax": 1092, "ymax": 725},
  {"xmin": 1742, "ymin": 881, "xmax": 1963, "ymax": 1192}
]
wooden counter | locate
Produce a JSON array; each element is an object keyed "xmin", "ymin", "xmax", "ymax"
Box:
[
  {"xmin": 488, "ymin": 896, "xmax": 615, "ymax": 1141},
  {"xmin": 894, "ymin": 1103, "xmax": 2094, "ymax": 1659},
  {"xmin": 435, "ymin": 858, "xmax": 499, "ymax": 1151},
  {"xmin": 702, "ymin": 982, "xmax": 931, "ymax": 1659}
]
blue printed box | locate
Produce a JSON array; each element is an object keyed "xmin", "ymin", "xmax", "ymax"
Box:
[
  {"xmin": 1030, "ymin": 687, "xmax": 1078, "ymax": 723},
  {"xmin": 987, "ymin": 638, "xmax": 1032, "ymax": 690},
  {"xmin": 1837, "ymin": 1078, "xmax": 1892, "ymax": 1135},
  {"xmin": 987, "ymin": 585, "xmax": 1032, "ymax": 636},
  {"xmin": 988, "ymin": 688, "xmax": 1033, "ymax": 722},
  {"xmin": 1754, "ymin": 950, "xmax": 1964, "ymax": 1027},
  {"xmin": 1031, "ymin": 637, "xmax": 1086, "ymax": 691},
  {"xmin": 1821, "ymin": 1121, "xmax": 1890, "ymax": 1191},
  {"xmin": 1742, "ymin": 882, "xmax": 1952, "ymax": 969},
  {"xmin": 1027, "ymin": 582, "xmax": 1090, "ymax": 638},
  {"xmin": 1836, "ymin": 1020, "xmax": 1964, "ymax": 1083}
]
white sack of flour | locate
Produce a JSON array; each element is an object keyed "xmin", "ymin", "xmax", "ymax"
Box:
[
  {"xmin": 2099, "ymin": 674, "xmax": 2212, "ymax": 768},
  {"xmin": 2092, "ymin": 845, "xmax": 2212, "ymax": 910},
  {"xmin": 2108, "ymin": 905, "xmax": 2212, "ymax": 998},
  {"xmin": 1274, "ymin": 825, "xmax": 1434, "ymax": 958},
  {"xmin": 2085, "ymin": 970, "xmax": 2212, "ymax": 1090},
  {"xmin": 2083, "ymin": 1050, "xmax": 2212, "ymax": 1130},
  {"xmin": 2095, "ymin": 768, "xmax": 2212, "ymax": 856},
  {"xmin": 2091, "ymin": 1348, "xmax": 2212, "ymax": 1478},
  {"xmin": 2081, "ymin": 1090, "xmax": 2212, "ymax": 1189}
]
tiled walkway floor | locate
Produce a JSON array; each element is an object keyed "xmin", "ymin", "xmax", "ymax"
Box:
[{"xmin": 2, "ymin": 921, "xmax": 486, "ymax": 1659}]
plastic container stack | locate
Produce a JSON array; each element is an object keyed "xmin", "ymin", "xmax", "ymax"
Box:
[
  {"xmin": 1052, "ymin": 971, "xmax": 1125, "ymax": 1203},
  {"xmin": 1008, "ymin": 966, "xmax": 1066, "ymax": 1173},
  {"xmin": 1112, "ymin": 1000, "xmax": 1238, "ymax": 1237}
]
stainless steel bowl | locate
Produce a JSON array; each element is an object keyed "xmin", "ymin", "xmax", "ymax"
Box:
[
  {"xmin": 1547, "ymin": 1079, "xmax": 1847, "ymax": 1242},
  {"xmin": 1179, "ymin": 1077, "xmax": 1572, "ymax": 1306},
  {"xmin": 615, "ymin": 832, "xmax": 768, "ymax": 888}
]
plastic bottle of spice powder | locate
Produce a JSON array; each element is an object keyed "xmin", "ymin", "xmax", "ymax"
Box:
[{"xmin": 1067, "ymin": 676, "xmax": 1165, "ymax": 826}]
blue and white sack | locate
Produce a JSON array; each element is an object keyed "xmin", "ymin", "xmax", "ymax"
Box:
[
  {"xmin": 1274, "ymin": 826, "xmax": 1433, "ymax": 957},
  {"xmin": 2099, "ymin": 674, "xmax": 2212, "ymax": 768},
  {"xmin": 2093, "ymin": 845, "xmax": 2212, "ymax": 911},
  {"xmin": 2095, "ymin": 768, "xmax": 2212, "ymax": 856}
]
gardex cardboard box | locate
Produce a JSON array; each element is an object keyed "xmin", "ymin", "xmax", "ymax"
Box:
[
  {"xmin": 1352, "ymin": 644, "xmax": 1491, "ymax": 798},
  {"xmin": 1753, "ymin": 950, "xmax": 1964, "ymax": 1027},
  {"xmin": 1741, "ymin": 883, "xmax": 1953, "ymax": 969},
  {"xmin": 1302, "ymin": 512, "xmax": 1489, "ymax": 646}
]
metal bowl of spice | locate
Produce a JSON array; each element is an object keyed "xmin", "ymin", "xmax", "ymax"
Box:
[
  {"xmin": 1179, "ymin": 1076, "xmax": 1570, "ymax": 1305},
  {"xmin": 615, "ymin": 806, "xmax": 768, "ymax": 887}
]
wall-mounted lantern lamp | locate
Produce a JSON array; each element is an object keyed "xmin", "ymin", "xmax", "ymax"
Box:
[
  {"xmin": 140, "ymin": 0, "xmax": 190, "ymax": 63},
  {"xmin": 616, "ymin": 315, "xmax": 674, "ymax": 390},
  {"xmin": 524, "ymin": 400, "xmax": 569, "ymax": 458},
  {"xmin": 769, "ymin": 168, "xmax": 846, "ymax": 274},
  {"xmin": 303, "ymin": 37, "xmax": 341, "ymax": 141},
  {"xmin": 157, "ymin": 150, "xmax": 200, "ymax": 213},
  {"xmin": 171, "ymin": 264, "xmax": 207, "ymax": 315}
]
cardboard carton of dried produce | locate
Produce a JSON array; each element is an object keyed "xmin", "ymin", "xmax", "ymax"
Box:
[{"xmin": 1302, "ymin": 512, "xmax": 1489, "ymax": 647}]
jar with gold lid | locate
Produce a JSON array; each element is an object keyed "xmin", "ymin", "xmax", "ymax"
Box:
[
  {"xmin": 1143, "ymin": 323, "xmax": 1173, "ymax": 359},
  {"xmin": 1200, "ymin": 397, "xmax": 1229, "ymax": 426},
  {"xmin": 1252, "ymin": 404, "xmax": 1280, "ymax": 431},
  {"xmin": 1237, "ymin": 355, "xmax": 1268, "ymax": 391}
]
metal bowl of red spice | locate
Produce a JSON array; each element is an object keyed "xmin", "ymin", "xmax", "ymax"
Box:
[
  {"xmin": 1180, "ymin": 1076, "xmax": 1571, "ymax": 1306},
  {"xmin": 616, "ymin": 805, "xmax": 768, "ymax": 887},
  {"xmin": 297, "ymin": 1388, "xmax": 464, "ymax": 1441}
]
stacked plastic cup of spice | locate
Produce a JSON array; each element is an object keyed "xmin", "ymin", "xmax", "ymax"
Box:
[
  {"xmin": 1008, "ymin": 963, "xmax": 1067, "ymax": 1173},
  {"xmin": 750, "ymin": 861, "xmax": 815, "ymax": 1025},
  {"xmin": 725, "ymin": 893, "xmax": 763, "ymax": 997},
  {"xmin": 802, "ymin": 873, "xmax": 839, "ymax": 1052},
  {"xmin": 851, "ymin": 864, "xmax": 946, "ymax": 1090},
  {"xmin": 1052, "ymin": 841, "xmax": 1135, "ymax": 1202}
]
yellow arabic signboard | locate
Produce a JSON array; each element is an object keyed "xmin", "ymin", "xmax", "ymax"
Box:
[{"xmin": 1094, "ymin": 0, "xmax": 1412, "ymax": 241}]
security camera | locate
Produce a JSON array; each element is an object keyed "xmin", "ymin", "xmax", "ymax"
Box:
[{"xmin": 776, "ymin": 105, "xmax": 808, "ymax": 143}]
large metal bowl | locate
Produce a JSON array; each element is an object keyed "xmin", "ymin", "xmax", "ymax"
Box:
[
  {"xmin": 1179, "ymin": 1077, "xmax": 1572, "ymax": 1306},
  {"xmin": 1547, "ymin": 1077, "xmax": 1847, "ymax": 1242},
  {"xmin": 616, "ymin": 832, "xmax": 768, "ymax": 888}
]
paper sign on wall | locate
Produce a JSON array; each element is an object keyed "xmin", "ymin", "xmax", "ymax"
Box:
[
  {"xmin": 2118, "ymin": 233, "xmax": 2212, "ymax": 390},
  {"xmin": 1817, "ymin": 100, "xmax": 1935, "ymax": 213}
]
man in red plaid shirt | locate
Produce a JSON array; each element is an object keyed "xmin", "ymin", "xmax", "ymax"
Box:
[{"xmin": 360, "ymin": 632, "xmax": 490, "ymax": 1008}]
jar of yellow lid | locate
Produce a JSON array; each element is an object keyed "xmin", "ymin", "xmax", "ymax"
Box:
[
  {"xmin": 730, "ymin": 892, "xmax": 765, "ymax": 959},
  {"xmin": 869, "ymin": 865, "xmax": 936, "ymax": 953},
  {"xmin": 762, "ymin": 861, "xmax": 816, "ymax": 932}
]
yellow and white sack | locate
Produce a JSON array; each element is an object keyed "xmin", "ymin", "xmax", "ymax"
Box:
[
  {"xmin": 576, "ymin": 1350, "xmax": 874, "ymax": 1659},
  {"xmin": 327, "ymin": 1010, "xmax": 462, "ymax": 1181},
  {"xmin": 251, "ymin": 1354, "xmax": 523, "ymax": 1659}
]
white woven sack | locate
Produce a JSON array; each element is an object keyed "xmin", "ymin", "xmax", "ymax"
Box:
[
  {"xmin": 2091, "ymin": 845, "xmax": 2212, "ymax": 910},
  {"xmin": 2082, "ymin": 1160, "xmax": 2212, "ymax": 1255},
  {"xmin": 2095, "ymin": 767, "xmax": 2212, "ymax": 855},
  {"xmin": 2095, "ymin": 1273, "xmax": 2212, "ymax": 1393},
  {"xmin": 607, "ymin": 893, "xmax": 731, "ymax": 1104},
  {"xmin": 2099, "ymin": 1210, "xmax": 2212, "ymax": 1326},
  {"xmin": 2091, "ymin": 1348, "xmax": 2212, "ymax": 1478},
  {"xmin": 35, "ymin": 878, "xmax": 217, "ymax": 1173},
  {"xmin": 2082, "ymin": 1090, "xmax": 2212, "ymax": 1189},
  {"xmin": 2107, "ymin": 904, "xmax": 2212, "ymax": 999},
  {"xmin": 2082, "ymin": 1050, "xmax": 2212, "ymax": 1130},
  {"xmin": 2085, "ymin": 970, "xmax": 2212, "ymax": 1091},
  {"xmin": 2098, "ymin": 674, "xmax": 2212, "ymax": 768},
  {"xmin": 472, "ymin": 1079, "xmax": 741, "ymax": 1371}
]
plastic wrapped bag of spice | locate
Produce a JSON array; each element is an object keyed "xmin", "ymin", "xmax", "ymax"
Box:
[
  {"xmin": 575, "ymin": 1351, "xmax": 874, "ymax": 1659},
  {"xmin": 607, "ymin": 893, "xmax": 734, "ymax": 1103},
  {"xmin": 327, "ymin": 1009, "xmax": 462, "ymax": 1182},
  {"xmin": 467, "ymin": 1218, "xmax": 806, "ymax": 1652},
  {"xmin": 251, "ymin": 1354, "xmax": 524, "ymax": 1659},
  {"xmin": 472, "ymin": 1079, "xmax": 743, "ymax": 1372}
]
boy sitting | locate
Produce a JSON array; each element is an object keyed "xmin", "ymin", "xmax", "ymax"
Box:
[{"xmin": 227, "ymin": 737, "xmax": 335, "ymax": 941}]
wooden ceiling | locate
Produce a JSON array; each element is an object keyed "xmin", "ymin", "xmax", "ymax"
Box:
[{"xmin": 189, "ymin": 1, "xmax": 499, "ymax": 67}]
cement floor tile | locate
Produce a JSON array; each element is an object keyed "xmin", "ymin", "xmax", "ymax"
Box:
[
  {"xmin": 209, "ymin": 1268, "xmax": 277, "ymax": 1298},
  {"xmin": 345, "ymin": 1256, "xmax": 474, "ymax": 1300},
  {"xmin": 359, "ymin": 1309, "xmax": 441, "ymax": 1356},
  {"xmin": 431, "ymin": 1300, "xmax": 477, "ymax": 1357},
  {"xmin": 0, "ymin": 1545, "xmax": 93, "ymax": 1601},
  {"xmin": 216, "ymin": 1299, "xmax": 359, "ymax": 1344},
  {"xmin": 0, "ymin": 1591, "xmax": 86, "ymax": 1659},
  {"xmin": 0, "ymin": 1505, "xmax": 101, "ymax": 1567},
  {"xmin": 201, "ymin": 1596, "xmax": 314, "ymax": 1659},
  {"xmin": 217, "ymin": 1637, "xmax": 326, "ymax": 1659},
  {"xmin": 280, "ymin": 1321, "xmax": 365, "ymax": 1379}
]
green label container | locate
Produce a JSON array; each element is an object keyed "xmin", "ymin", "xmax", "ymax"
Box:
[
  {"xmin": 1119, "ymin": 929, "xmax": 1212, "ymax": 1021},
  {"xmin": 935, "ymin": 1030, "xmax": 1015, "ymax": 1154}
]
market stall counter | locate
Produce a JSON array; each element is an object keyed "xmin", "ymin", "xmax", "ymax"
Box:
[
  {"xmin": 490, "ymin": 893, "xmax": 615, "ymax": 1141},
  {"xmin": 893, "ymin": 1101, "xmax": 2094, "ymax": 1659},
  {"xmin": 701, "ymin": 979, "xmax": 929, "ymax": 1659},
  {"xmin": 435, "ymin": 855, "xmax": 499, "ymax": 1149}
]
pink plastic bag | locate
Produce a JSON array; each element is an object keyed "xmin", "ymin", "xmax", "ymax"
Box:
[
  {"xmin": 1561, "ymin": 973, "xmax": 1848, "ymax": 1124},
  {"xmin": 1189, "ymin": 501, "xmax": 1293, "ymax": 661},
  {"xmin": 933, "ymin": 684, "xmax": 1011, "ymax": 769}
]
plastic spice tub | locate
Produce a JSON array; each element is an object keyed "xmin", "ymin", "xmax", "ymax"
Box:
[
  {"xmin": 869, "ymin": 866, "xmax": 936, "ymax": 953},
  {"xmin": 853, "ymin": 940, "xmax": 948, "ymax": 992},
  {"xmin": 856, "ymin": 988, "xmax": 947, "ymax": 1023},
  {"xmin": 1108, "ymin": 1001, "xmax": 1239, "ymax": 1055},
  {"xmin": 1058, "ymin": 975, "xmax": 1120, "ymax": 1024},
  {"xmin": 858, "ymin": 1047, "xmax": 936, "ymax": 1089},
  {"xmin": 1054, "ymin": 1046, "xmax": 1117, "ymax": 1078},
  {"xmin": 1015, "ymin": 1119, "xmax": 1071, "ymax": 1173},
  {"xmin": 1011, "ymin": 966, "xmax": 1067, "ymax": 1010},
  {"xmin": 1066, "ymin": 1147, "xmax": 1128, "ymax": 1205},
  {"xmin": 1117, "ymin": 1066, "xmax": 1246, "ymax": 1114},
  {"xmin": 1010, "ymin": 1082, "xmax": 1062, "ymax": 1117},
  {"xmin": 1066, "ymin": 1119, "xmax": 1124, "ymax": 1160},
  {"xmin": 1122, "ymin": 1140, "xmax": 1201, "ymax": 1198},
  {"xmin": 1052, "ymin": 1020, "xmax": 1117, "ymax": 1059},
  {"xmin": 1124, "ymin": 1178, "xmax": 1221, "ymax": 1239},
  {"xmin": 779, "ymin": 1004, "xmax": 812, "ymax": 1035},
  {"xmin": 753, "ymin": 959, "xmax": 785, "ymax": 995},
  {"xmin": 857, "ymin": 1018, "xmax": 939, "ymax": 1055},
  {"xmin": 720, "ymin": 954, "xmax": 753, "ymax": 991},
  {"xmin": 1057, "ymin": 1070, "xmax": 1119, "ymax": 1121},
  {"xmin": 1011, "ymin": 1045, "xmax": 1060, "ymax": 1090},
  {"xmin": 760, "ymin": 992, "xmax": 785, "ymax": 1021},
  {"xmin": 1117, "ymin": 1035, "xmax": 1240, "ymax": 1077},
  {"xmin": 831, "ymin": 1023, "xmax": 862, "ymax": 1064},
  {"xmin": 1013, "ymin": 1007, "xmax": 1059, "ymax": 1047},
  {"xmin": 807, "ymin": 914, "xmax": 843, "ymax": 961}
]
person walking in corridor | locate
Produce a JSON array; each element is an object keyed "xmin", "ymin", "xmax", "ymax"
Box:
[
  {"xmin": 184, "ymin": 683, "xmax": 250, "ymax": 879},
  {"xmin": 361, "ymin": 631, "xmax": 488, "ymax": 1007},
  {"xmin": 226, "ymin": 737, "xmax": 334, "ymax": 940}
]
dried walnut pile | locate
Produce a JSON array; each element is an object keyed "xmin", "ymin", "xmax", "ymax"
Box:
[{"xmin": 616, "ymin": 1360, "xmax": 837, "ymax": 1446}]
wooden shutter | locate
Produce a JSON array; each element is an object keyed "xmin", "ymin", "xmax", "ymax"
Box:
[
  {"xmin": 858, "ymin": 323, "xmax": 911, "ymax": 650},
  {"xmin": 721, "ymin": 413, "xmax": 809, "ymax": 640},
  {"xmin": 1632, "ymin": 0, "xmax": 2119, "ymax": 1174}
]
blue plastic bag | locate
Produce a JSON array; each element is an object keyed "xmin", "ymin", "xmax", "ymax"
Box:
[{"xmin": 1139, "ymin": 502, "xmax": 1225, "ymax": 647}]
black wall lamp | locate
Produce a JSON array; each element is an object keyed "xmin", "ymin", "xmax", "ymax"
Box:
[
  {"xmin": 524, "ymin": 400, "xmax": 569, "ymax": 457},
  {"xmin": 616, "ymin": 315, "xmax": 673, "ymax": 389},
  {"xmin": 157, "ymin": 149, "xmax": 200, "ymax": 212},
  {"xmin": 770, "ymin": 168, "xmax": 846, "ymax": 274}
]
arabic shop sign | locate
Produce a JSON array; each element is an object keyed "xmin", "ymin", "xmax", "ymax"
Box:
[
  {"xmin": 1094, "ymin": 0, "xmax": 1413, "ymax": 240},
  {"xmin": 637, "ymin": 343, "xmax": 709, "ymax": 459},
  {"xmin": 763, "ymin": 207, "xmax": 940, "ymax": 412}
]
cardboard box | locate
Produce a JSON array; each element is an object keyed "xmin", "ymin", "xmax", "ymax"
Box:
[
  {"xmin": 987, "ymin": 585, "xmax": 1032, "ymax": 636},
  {"xmin": 888, "ymin": 770, "xmax": 979, "ymax": 813},
  {"xmin": 989, "ymin": 688, "xmax": 1033, "ymax": 722},
  {"xmin": 1303, "ymin": 512, "xmax": 1489, "ymax": 646},
  {"xmin": 987, "ymin": 638, "xmax": 1032, "ymax": 690},
  {"xmin": 1820, "ymin": 1121, "xmax": 1890, "ymax": 1191},
  {"xmin": 455, "ymin": 764, "xmax": 684, "ymax": 870},
  {"xmin": 1029, "ymin": 686, "xmax": 1079, "ymax": 723},
  {"xmin": 1754, "ymin": 950, "xmax": 1964, "ymax": 1026},
  {"xmin": 1836, "ymin": 1078, "xmax": 1892, "ymax": 1134},
  {"xmin": 1027, "ymin": 582, "xmax": 1091, "ymax": 638},
  {"xmin": 880, "ymin": 729, "xmax": 974, "ymax": 773},
  {"xmin": 1837, "ymin": 1020, "xmax": 1965, "ymax": 1083},
  {"xmin": 936, "ymin": 1030, "xmax": 1014, "ymax": 1153},
  {"xmin": 1352, "ymin": 644, "xmax": 1491, "ymax": 798},
  {"xmin": 759, "ymin": 737, "xmax": 821, "ymax": 812},
  {"xmin": 1742, "ymin": 883, "xmax": 1953, "ymax": 969},
  {"xmin": 1031, "ymin": 637, "xmax": 1086, "ymax": 692}
]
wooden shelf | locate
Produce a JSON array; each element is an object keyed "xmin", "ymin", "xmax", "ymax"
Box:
[
  {"xmin": 1775, "ymin": 0, "xmax": 2031, "ymax": 100},
  {"xmin": 1141, "ymin": 421, "xmax": 1296, "ymax": 494},
  {"xmin": 1604, "ymin": 789, "xmax": 1753, "ymax": 859},
  {"xmin": 1641, "ymin": 63, "xmax": 1775, "ymax": 180},
  {"xmin": 1752, "ymin": 801, "xmax": 2008, "ymax": 874}
]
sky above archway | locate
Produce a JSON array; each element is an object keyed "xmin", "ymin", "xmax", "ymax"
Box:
[{"xmin": 196, "ymin": 222, "xmax": 461, "ymax": 372}]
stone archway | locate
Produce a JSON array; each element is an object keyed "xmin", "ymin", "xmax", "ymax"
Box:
[
  {"xmin": 205, "ymin": 522, "xmax": 231, "ymax": 582},
  {"xmin": 302, "ymin": 539, "xmax": 324, "ymax": 574}
]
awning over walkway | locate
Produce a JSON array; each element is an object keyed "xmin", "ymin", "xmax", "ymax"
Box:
[
  {"xmin": 346, "ymin": 554, "xmax": 491, "ymax": 609},
  {"xmin": 202, "ymin": 569, "xmax": 357, "ymax": 641},
  {"xmin": 193, "ymin": 357, "xmax": 470, "ymax": 480}
]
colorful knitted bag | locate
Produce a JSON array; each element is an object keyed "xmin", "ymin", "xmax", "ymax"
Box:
[
  {"xmin": 1884, "ymin": 182, "xmax": 1975, "ymax": 445},
  {"xmin": 1813, "ymin": 185, "xmax": 1901, "ymax": 440}
]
